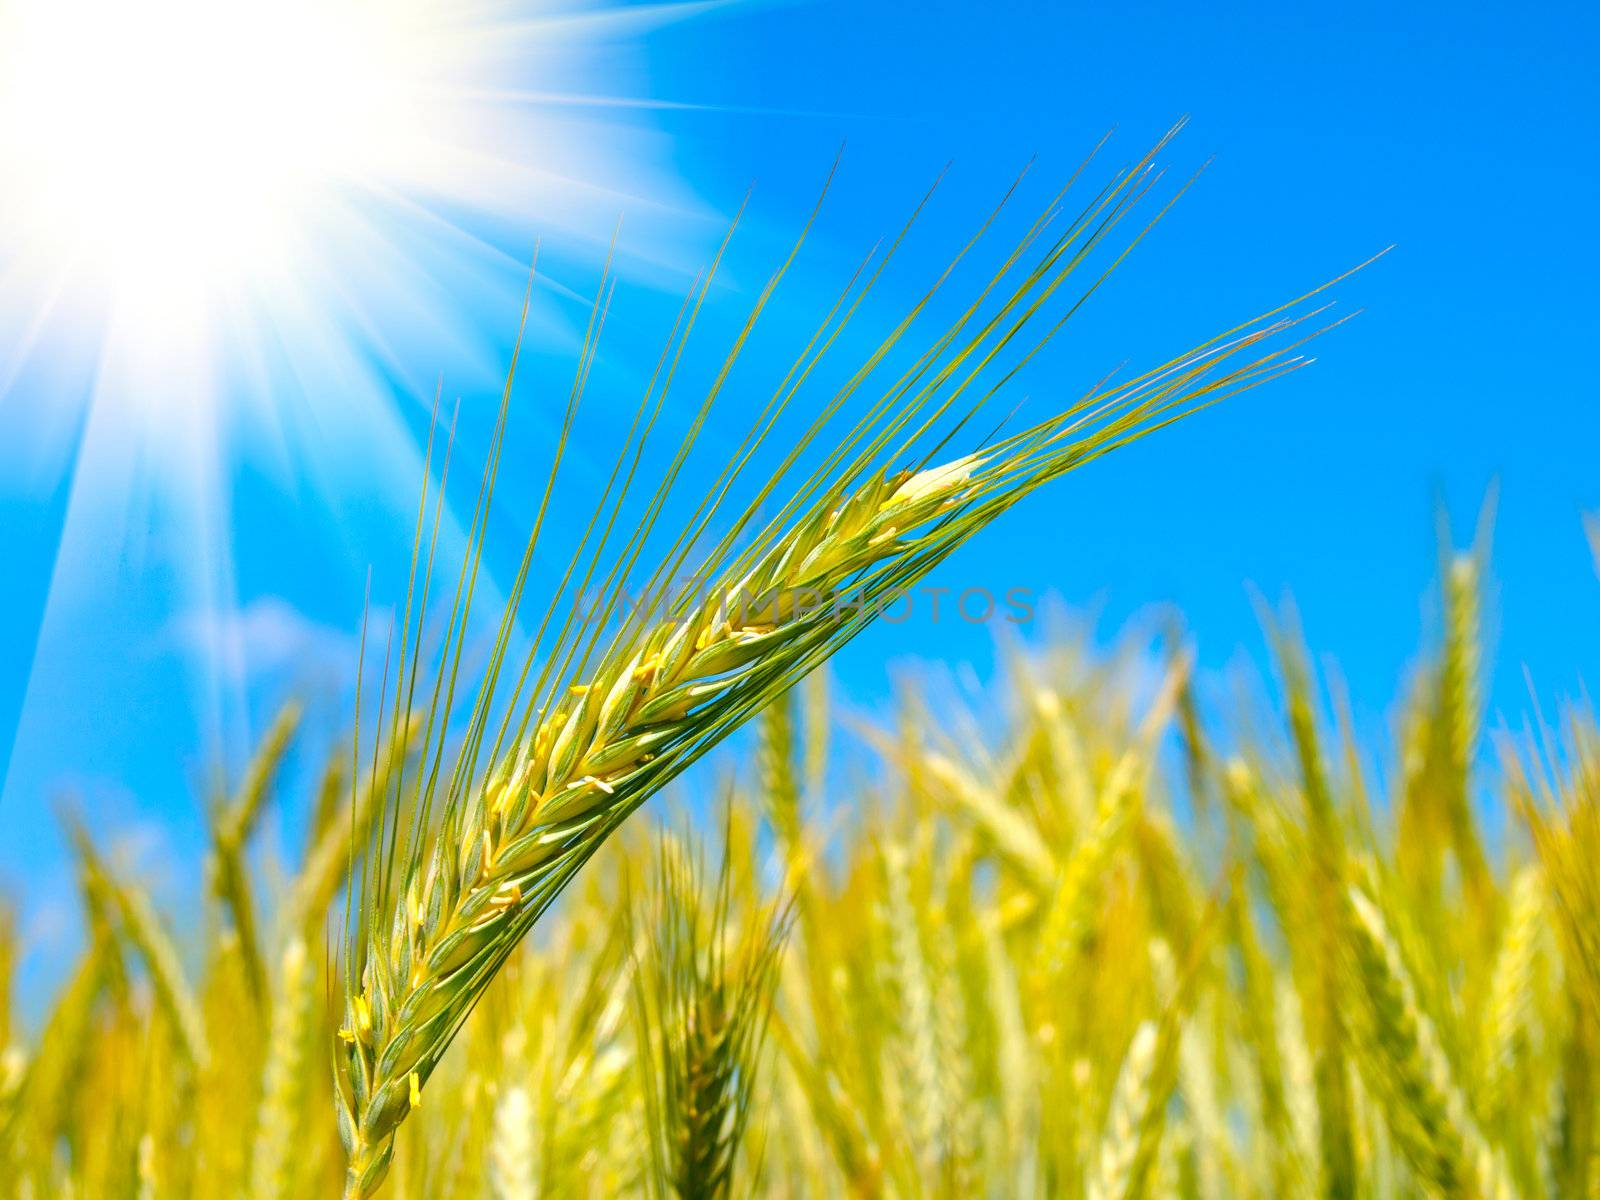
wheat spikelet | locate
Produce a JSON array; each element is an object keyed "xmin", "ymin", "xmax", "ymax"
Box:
[
  {"xmin": 1401, "ymin": 546, "xmax": 1493, "ymax": 939},
  {"xmin": 800, "ymin": 671, "xmax": 830, "ymax": 802},
  {"xmin": 1092, "ymin": 923, "xmax": 1219, "ymax": 1200},
  {"xmin": 1227, "ymin": 887, "xmax": 1293, "ymax": 1182},
  {"xmin": 1439, "ymin": 555, "xmax": 1488, "ymax": 888},
  {"xmin": 0, "ymin": 1044, "xmax": 23, "ymax": 1187},
  {"xmin": 759, "ymin": 695, "xmax": 845, "ymax": 1076},
  {"xmin": 979, "ymin": 901, "xmax": 1038, "ymax": 1186},
  {"xmin": 517, "ymin": 899, "xmax": 637, "ymax": 1193},
  {"xmin": 208, "ymin": 823, "xmax": 268, "ymax": 1016},
  {"xmin": 221, "ymin": 701, "xmax": 304, "ymax": 871},
  {"xmin": 290, "ymin": 718, "xmax": 417, "ymax": 936},
  {"xmin": 1273, "ymin": 622, "xmax": 1358, "ymax": 1200},
  {"xmin": 1522, "ymin": 772, "xmax": 1600, "ymax": 1029},
  {"xmin": 207, "ymin": 700, "xmax": 303, "ymax": 1013},
  {"xmin": 0, "ymin": 913, "xmax": 20, "ymax": 1181},
  {"xmin": 133, "ymin": 1132, "xmax": 157, "ymax": 1200},
  {"xmin": 1177, "ymin": 1006, "xmax": 1229, "ymax": 1200},
  {"xmin": 767, "ymin": 1010, "xmax": 883, "ymax": 1194},
  {"xmin": 934, "ymin": 833, "xmax": 985, "ymax": 1195},
  {"xmin": 770, "ymin": 1041, "xmax": 831, "ymax": 1193},
  {"xmin": 1030, "ymin": 653, "xmax": 1187, "ymax": 1035},
  {"xmin": 0, "ymin": 913, "xmax": 13, "ymax": 1065},
  {"xmin": 758, "ymin": 698, "xmax": 802, "ymax": 857},
  {"xmin": 923, "ymin": 751, "xmax": 1057, "ymax": 892},
  {"xmin": 5, "ymin": 907, "xmax": 117, "ymax": 1189},
  {"xmin": 1276, "ymin": 976, "xmax": 1323, "ymax": 1198}
]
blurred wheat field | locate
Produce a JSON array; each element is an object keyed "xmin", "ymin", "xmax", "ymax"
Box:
[{"xmin": 2, "ymin": 539, "xmax": 1598, "ymax": 1200}]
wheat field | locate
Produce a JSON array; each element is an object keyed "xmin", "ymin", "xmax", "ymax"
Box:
[
  {"xmin": 3, "ymin": 540, "xmax": 1598, "ymax": 1200},
  {"xmin": 3, "ymin": 137, "xmax": 1595, "ymax": 1200}
]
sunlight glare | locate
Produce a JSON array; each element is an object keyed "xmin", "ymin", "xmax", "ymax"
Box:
[
  {"xmin": 4, "ymin": 0, "xmax": 437, "ymax": 325},
  {"xmin": 0, "ymin": 0, "xmax": 699, "ymax": 792}
]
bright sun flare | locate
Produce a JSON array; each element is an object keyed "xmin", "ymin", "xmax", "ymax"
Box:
[
  {"xmin": 1, "ymin": 0, "xmax": 694, "ymax": 384},
  {"xmin": 6, "ymin": 0, "xmax": 449, "ymax": 322},
  {"xmin": 0, "ymin": 0, "xmax": 698, "ymax": 771}
]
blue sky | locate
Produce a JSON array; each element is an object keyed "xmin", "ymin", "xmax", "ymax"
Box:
[{"xmin": 1, "ymin": 0, "xmax": 1596, "ymax": 980}]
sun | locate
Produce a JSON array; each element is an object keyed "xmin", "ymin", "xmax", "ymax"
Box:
[
  {"xmin": 7, "ymin": 0, "xmax": 388, "ymax": 272},
  {"xmin": 5, "ymin": 0, "xmax": 436, "ymax": 327},
  {"xmin": 0, "ymin": 0, "xmax": 713, "ymax": 486},
  {"xmin": 0, "ymin": 0, "xmax": 706, "ymax": 792},
  {"xmin": 1, "ymin": 0, "xmax": 704, "ymax": 398}
]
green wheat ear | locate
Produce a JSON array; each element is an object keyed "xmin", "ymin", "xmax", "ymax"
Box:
[
  {"xmin": 68, "ymin": 822, "xmax": 210, "ymax": 1073},
  {"xmin": 632, "ymin": 819, "xmax": 792, "ymax": 1200},
  {"xmin": 334, "ymin": 127, "xmax": 1362, "ymax": 1196}
]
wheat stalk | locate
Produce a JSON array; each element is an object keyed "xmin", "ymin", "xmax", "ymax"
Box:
[{"xmin": 881, "ymin": 837, "xmax": 944, "ymax": 1183}]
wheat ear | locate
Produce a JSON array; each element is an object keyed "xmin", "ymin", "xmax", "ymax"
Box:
[
  {"xmin": 1087, "ymin": 1021, "xmax": 1166, "ymax": 1200},
  {"xmin": 1481, "ymin": 865, "xmax": 1545, "ymax": 1123},
  {"xmin": 249, "ymin": 937, "xmax": 315, "ymax": 1200},
  {"xmin": 335, "ymin": 133, "xmax": 1357, "ymax": 1195},
  {"xmin": 633, "ymin": 828, "xmax": 791, "ymax": 1200},
  {"xmin": 487, "ymin": 1083, "xmax": 537, "ymax": 1200},
  {"xmin": 1344, "ymin": 885, "xmax": 1519, "ymax": 1199},
  {"xmin": 70, "ymin": 824, "xmax": 209, "ymax": 1071},
  {"xmin": 1029, "ymin": 653, "xmax": 1188, "ymax": 1030},
  {"xmin": 208, "ymin": 700, "xmax": 303, "ymax": 1011},
  {"xmin": 1273, "ymin": 621, "xmax": 1359, "ymax": 1199}
]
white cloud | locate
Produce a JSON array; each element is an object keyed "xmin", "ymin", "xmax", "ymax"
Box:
[{"xmin": 162, "ymin": 596, "xmax": 374, "ymax": 690}]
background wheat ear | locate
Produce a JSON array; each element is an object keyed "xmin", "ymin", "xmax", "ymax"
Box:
[
  {"xmin": 631, "ymin": 814, "xmax": 792, "ymax": 1200},
  {"xmin": 65, "ymin": 820, "xmax": 210, "ymax": 1073}
]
